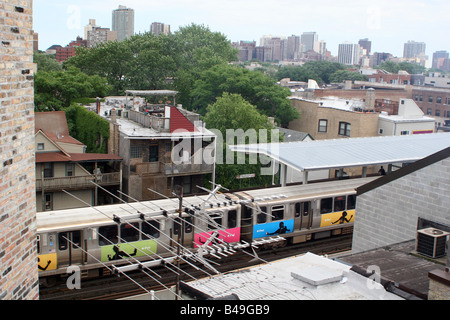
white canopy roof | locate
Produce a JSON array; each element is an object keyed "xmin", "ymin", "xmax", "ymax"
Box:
[{"xmin": 229, "ymin": 133, "xmax": 450, "ymax": 172}]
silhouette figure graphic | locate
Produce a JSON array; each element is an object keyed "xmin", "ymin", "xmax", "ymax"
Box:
[
  {"xmin": 107, "ymin": 245, "xmax": 138, "ymax": 261},
  {"xmin": 266, "ymin": 222, "xmax": 290, "ymax": 235},
  {"xmin": 332, "ymin": 211, "xmax": 353, "ymax": 224}
]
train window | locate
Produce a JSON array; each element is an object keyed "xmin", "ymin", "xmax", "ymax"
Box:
[
  {"xmin": 58, "ymin": 233, "xmax": 68, "ymax": 251},
  {"xmin": 173, "ymin": 218, "xmax": 182, "ymax": 235},
  {"xmin": 228, "ymin": 210, "xmax": 237, "ymax": 228},
  {"xmin": 185, "ymin": 217, "xmax": 193, "ymax": 234},
  {"xmin": 208, "ymin": 213, "xmax": 222, "ymax": 231},
  {"xmin": 272, "ymin": 205, "xmax": 284, "ymax": 221},
  {"xmin": 58, "ymin": 231, "xmax": 80, "ymax": 250},
  {"xmin": 142, "ymin": 220, "xmax": 160, "ymax": 239},
  {"xmin": 347, "ymin": 195, "xmax": 356, "ymax": 210},
  {"xmin": 320, "ymin": 198, "xmax": 333, "ymax": 214},
  {"xmin": 295, "ymin": 202, "xmax": 311, "ymax": 217},
  {"xmin": 120, "ymin": 222, "xmax": 139, "ymax": 242},
  {"xmin": 257, "ymin": 206, "xmax": 267, "ymax": 224},
  {"xmin": 99, "ymin": 225, "xmax": 118, "ymax": 246},
  {"xmin": 334, "ymin": 196, "xmax": 346, "ymax": 212}
]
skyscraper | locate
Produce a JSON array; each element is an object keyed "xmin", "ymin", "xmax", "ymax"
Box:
[
  {"xmin": 432, "ymin": 50, "xmax": 449, "ymax": 69},
  {"xmin": 338, "ymin": 43, "xmax": 360, "ymax": 65},
  {"xmin": 301, "ymin": 32, "xmax": 318, "ymax": 52},
  {"xmin": 150, "ymin": 22, "xmax": 171, "ymax": 36},
  {"xmin": 112, "ymin": 5, "xmax": 134, "ymax": 41},
  {"xmin": 403, "ymin": 41, "xmax": 426, "ymax": 59},
  {"xmin": 358, "ymin": 38, "xmax": 371, "ymax": 55}
]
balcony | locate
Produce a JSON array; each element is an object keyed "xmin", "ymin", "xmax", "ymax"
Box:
[
  {"xmin": 132, "ymin": 159, "xmax": 213, "ymax": 177},
  {"xmin": 36, "ymin": 172, "xmax": 121, "ymax": 192}
]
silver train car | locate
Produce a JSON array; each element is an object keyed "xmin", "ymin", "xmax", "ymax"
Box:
[{"xmin": 37, "ymin": 177, "xmax": 377, "ymax": 285}]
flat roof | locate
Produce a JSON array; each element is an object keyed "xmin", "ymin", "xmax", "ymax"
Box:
[{"xmin": 229, "ymin": 133, "xmax": 450, "ymax": 172}]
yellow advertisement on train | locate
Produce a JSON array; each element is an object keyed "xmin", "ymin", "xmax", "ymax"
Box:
[
  {"xmin": 38, "ymin": 253, "xmax": 57, "ymax": 272},
  {"xmin": 320, "ymin": 210, "xmax": 355, "ymax": 228}
]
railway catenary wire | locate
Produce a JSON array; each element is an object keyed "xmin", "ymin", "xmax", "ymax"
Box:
[
  {"xmin": 57, "ymin": 185, "xmax": 267, "ymax": 300},
  {"xmin": 39, "ymin": 178, "xmax": 374, "ymax": 300},
  {"xmin": 39, "ymin": 234, "xmax": 353, "ymax": 300}
]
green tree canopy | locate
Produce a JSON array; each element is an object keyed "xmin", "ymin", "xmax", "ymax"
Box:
[
  {"xmin": 191, "ymin": 64, "xmax": 298, "ymax": 127},
  {"xmin": 276, "ymin": 61, "xmax": 346, "ymax": 84},
  {"xmin": 376, "ymin": 61, "xmax": 426, "ymax": 75},
  {"xmin": 204, "ymin": 93, "xmax": 279, "ymax": 189},
  {"xmin": 33, "ymin": 51, "xmax": 62, "ymax": 72},
  {"xmin": 34, "ymin": 66, "xmax": 110, "ymax": 111},
  {"xmin": 328, "ymin": 70, "xmax": 368, "ymax": 83}
]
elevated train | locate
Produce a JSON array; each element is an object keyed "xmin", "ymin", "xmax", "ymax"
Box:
[{"xmin": 37, "ymin": 177, "xmax": 377, "ymax": 285}]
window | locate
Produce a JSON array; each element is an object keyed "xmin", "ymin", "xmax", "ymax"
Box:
[
  {"xmin": 320, "ymin": 198, "xmax": 333, "ymax": 214},
  {"xmin": 400, "ymin": 131, "xmax": 409, "ymax": 135},
  {"xmin": 419, "ymin": 95, "xmax": 423, "ymax": 102},
  {"xmin": 99, "ymin": 225, "xmax": 118, "ymax": 246},
  {"xmin": 338, "ymin": 122, "xmax": 351, "ymax": 137},
  {"xmin": 228, "ymin": 210, "xmax": 237, "ymax": 228},
  {"xmin": 149, "ymin": 145, "xmax": 159, "ymax": 162},
  {"xmin": 44, "ymin": 193, "xmax": 53, "ymax": 211},
  {"xmin": 334, "ymin": 196, "xmax": 346, "ymax": 212},
  {"xmin": 436, "ymin": 109, "xmax": 441, "ymax": 117},
  {"xmin": 65, "ymin": 163, "xmax": 75, "ymax": 177},
  {"xmin": 43, "ymin": 163, "xmax": 54, "ymax": 178},
  {"xmin": 207, "ymin": 213, "xmax": 222, "ymax": 231},
  {"xmin": 142, "ymin": 220, "xmax": 160, "ymax": 239},
  {"xmin": 130, "ymin": 145, "xmax": 143, "ymax": 159},
  {"xmin": 37, "ymin": 143, "xmax": 44, "ymax": 150},
  {"xmin": 437, "ymin": 97, "xmax": 442, "ymax": 104},
  {"xmin": 271, "ymin": 205, "xmax": 284, "ymax": 221},
  {"xmin": 427, "ymin": 108, "xmax": 432, "ymax": 115},
  {"xmin": 257, "ymin": 206, "xmax": 267, "ymax": 224},
  {"xmin": 318, "ymin": 119, "xmax": 328, "ymax": 132},
  {"xmin": 428, "ymin": 96, "xmax": 433, "ymax": 103},
  {"xmin": 120, "ymin": 222, "xmax": 139, "ymax": 242},
  {"xmin": 295, "ymin": 202, "xmax": 310, "ymax": 217},
  {"xmin": 58, "ymin": 231, "xmax": 81, "ymax": 251},
  {"xmin": 347, "ymin": 195, "xmax": 356, "ymax": 210}
]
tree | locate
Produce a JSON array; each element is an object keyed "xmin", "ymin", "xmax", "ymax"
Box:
[
  {"xmin": 33, "ymin": 51, "xmax": 62, "ymax": 72},
  {"xmin": 328, "ymin": 70, "xmax": 368, "ymax": 83},
  {"xmin": 204, "ymin": 93, "xmax": 279, "ymax": 189},
  {"xmin": 34, "ymin": 66, "xmax": 110, "ymax": 111},
  {"xmin": 191, "ymin": 64, "xmax": 298, "ymax": 126},
  {"xmin": 377, "ymin": 61, "xmax": 426, "ymax": 75},
  {"xmin": 276, "ymin": 65, "xmax": 321, "ymax": 83},
  {"xmin": 302, "ymin": 61, "xmax": 346, "ymax": 84}
]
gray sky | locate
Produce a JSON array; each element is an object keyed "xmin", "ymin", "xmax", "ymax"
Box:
[{"xmin": 35, "ymin": 0, "xmax": 450, "ymax": 63}]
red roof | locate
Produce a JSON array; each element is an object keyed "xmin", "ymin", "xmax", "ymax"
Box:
[{"xmin": 169, "ymin": 106, "xmax": 198, "ymax": 133}]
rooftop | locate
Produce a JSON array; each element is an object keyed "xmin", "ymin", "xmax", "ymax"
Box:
[
  {"xmin": 183, "ymin": 252, "xmax": 403, "ymax": 300},
  {"xmin": 230, "ymin": 132, "xmax": 450, "ymax": 172}
]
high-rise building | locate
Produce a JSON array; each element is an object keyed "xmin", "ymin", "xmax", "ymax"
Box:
[
  {"xmin": 403, "ymin": 41, "xmax": 426, "ymax": 59},
  {"xmin": 0, "ymin": 0, "xmax": 38, "ymax": 300},
  {"xmin": 87, "ymin": 27, "xmax": 117, "ymax": 48},
  {"xmin": 112, "ymin": 5, "xmax": 134, "ymax": 41},
  {"xmin": 150, "ymin": 22, "xmax": 171, "ymax": 36},
  {"xmin": 358, "ymin": 38, "xmax": 371, "ymax": 56},
  {"xmin": 338, "ymin": 42, "xmax": 360, "ymax": 65},
  {"xmin": 301, "ymin": 32, "xmax": 318, "ymax": 53},
  {"xmin": 286, "ymin": 35, "xmax": 301, "ymax": 60},
  {"xmin": 432, "ymin": 50, "xmax": 449, "ymax": 69}
]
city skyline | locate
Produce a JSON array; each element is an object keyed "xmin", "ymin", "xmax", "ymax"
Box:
[{"xmin": 35, "ymin": 0, "xmax": 450, "ymax": 62}]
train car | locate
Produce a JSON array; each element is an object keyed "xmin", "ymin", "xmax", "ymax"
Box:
[
  {"xmin": 37, "ymin": 177, "xmax": 377, "ymax": 285},
  {"xmin": 233, "ymin": 177, "xmax": 377, "ymax": 247},
  {"xmin": 37, "ymin": 194, "xmax": 241, "ymax": 286}
]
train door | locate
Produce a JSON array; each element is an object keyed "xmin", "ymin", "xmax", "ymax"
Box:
[
  {"xmin": 57, "ymin": 230, "xmax": 84, "ymax": 267},
  {"xmin": 294, "ymin": 201, "xmax": 312, "ymax": 230},
  {"xmin": 173, "ymin": 216, "xmax": 193, "ymax": 247}
]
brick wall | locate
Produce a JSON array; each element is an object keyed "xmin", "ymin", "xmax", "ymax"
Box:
[
  {"xmin": 0, "ymin": 0, "xmax": 38, "ymax": 300},
  {"xmin": 352, "ymin": 158, "xmax": 450, "ymax": 254}
]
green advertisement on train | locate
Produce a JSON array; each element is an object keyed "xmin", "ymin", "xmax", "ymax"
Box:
[{"xmin": 101, "ymin": 240, "xmax": 157, "ymax": 262}]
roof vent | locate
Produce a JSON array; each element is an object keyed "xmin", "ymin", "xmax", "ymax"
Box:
[
  {"xmin": 291, "ymin": 266, "xmax": 343, "ymax": 286},
  {"xmin": 416, "ymin": 228, "xmax": 449, "ymax": 258}
]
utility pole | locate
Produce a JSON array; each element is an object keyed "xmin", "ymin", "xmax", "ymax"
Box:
[{"xmin": 175, "ymin": 185, "xmax": 183, "ymax": 300}]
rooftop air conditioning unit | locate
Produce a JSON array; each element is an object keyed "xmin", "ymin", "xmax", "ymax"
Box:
[{"xmin": 416, "ymin": 228, "xmax": 449, "ymax": 258}]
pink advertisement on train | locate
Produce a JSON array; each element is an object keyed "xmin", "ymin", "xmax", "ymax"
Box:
[{"xmin": 194, "ymin": 227, "xmax": 241, "ymax": 248}]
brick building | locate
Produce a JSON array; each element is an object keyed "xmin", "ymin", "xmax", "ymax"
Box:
[
  {"xmin": 0, "ymin": 0, "xmax": 38, "ymax": 299},
  {"xmin": 412, "ymin": 87, "xmax": 450, "ymax": 118}
]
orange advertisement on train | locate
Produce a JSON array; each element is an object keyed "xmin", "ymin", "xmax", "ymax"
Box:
[
  {"xmin": 38, "ymin": 253, "xmax": 57, "ymax": 272},
  {"xmin": 320, "ymin": 210, "xmax": 355, "ymax": 228}
]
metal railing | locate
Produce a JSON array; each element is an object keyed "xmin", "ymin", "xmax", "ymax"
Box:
[{"xmin": 36, "ymin": 172, "xmax": 121, "ymax": 191}]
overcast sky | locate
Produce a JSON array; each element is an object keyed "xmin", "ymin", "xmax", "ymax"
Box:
[{"xmin": 35, "ymin": 0, "xmax": 450, "ymax": 61}]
